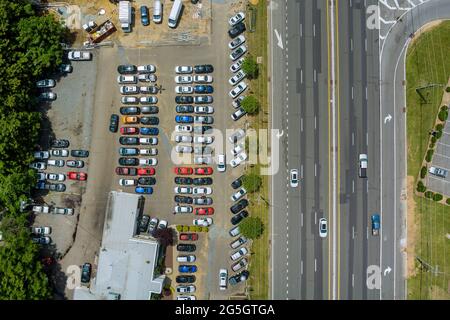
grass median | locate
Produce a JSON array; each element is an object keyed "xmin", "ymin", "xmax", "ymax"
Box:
[
  {"xmin": 244, "ymin": 0, "xmax": 269, "ymax": 299},
  {"xmin": 405, "ymin": 21, "xmax": 450, "ymax": 299}
]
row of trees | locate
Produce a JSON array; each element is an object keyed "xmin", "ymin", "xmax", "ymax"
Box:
[{"xmin": 0, "ymin": 0, "xmax": 67, "ymax": 299}]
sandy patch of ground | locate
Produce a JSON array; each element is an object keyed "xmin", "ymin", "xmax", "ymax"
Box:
[{"xmin": 406, "ymin": 176, "xmax": 419, "ymax": 278}]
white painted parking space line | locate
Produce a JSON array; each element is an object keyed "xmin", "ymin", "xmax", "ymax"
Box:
[
  {"xmin": 428, "ymin": 175, "xmax": 450, "ymax": 184},
  {"xmin": 433, "ymin": 153, "xmax": 450, "ymax": 162}
]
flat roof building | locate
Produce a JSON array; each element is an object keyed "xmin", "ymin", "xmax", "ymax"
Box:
[{"xmin": 74, "ymin": 191, "xmax": 165, "ymax": 300}]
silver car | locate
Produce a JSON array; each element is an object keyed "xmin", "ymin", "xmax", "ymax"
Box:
[
  {"xmin": 194, "ymin": 156, "xmax": 212, "ymax": 165},
  {"xmin": 175, "ymin": 145, "xmax": 193, "ymax": 153}
]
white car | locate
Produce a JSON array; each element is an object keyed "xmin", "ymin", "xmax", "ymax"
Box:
[
  {"xmin": 194, "ymin": 156, "xmax": 212, "ymax": 165},
  {"xmin": 117, "ymin": 75, "xmax": 138, "ymax": 84},
  {"xmin": 229, "ymin": 81, "xmax": 248, "ymax": 98},
  {"xmin": 37, "ymin": 172, "xmax": 46, "ymax": 181},
  {"xmin": 120, "ymin": 86, "xmax": 139, "ymax": 95},
  {"xmin": 51, "ymin": 207, "xmax": 74, "ymax": 215},
  {"xmin": 193, "ymin": 75, "xmax": 213, "ymax": 83},
  {"xmin": 51, "ymin": 149, "xmax": 69, "ymax": 157},
  {"xmin": 175, "ymin": 206, "xmax": 193, "ymax": 214},
  {"xmin": 230, "ymin": 247, "xmax": 248, "ymax": 261},
  {"xmin": 34, "ymin": 151, "xmax": 50, "ymax": 160},
  {"xmin": 232, "ymin": 143, "xmax": 244, "ymax": 156},
  {"xmin": 175, "ymin": 145, "xmax": 193, "ymax": 153},
  {"xmin": 193, "ymin": 136, "xmax": 214, "ymax": 144},
  {"xmin": 158, "ymin": 220, "xmax": 168, "ymax": 230},
  {"xmin": 219, "ymin": 269, "xmax": 228, "ymax": 291},
  {"xmin": 193, "ymin": 217, "xmax": 213, "ymax": 226},
  {"xmin": 46, "ymin": 173, "xmax": 65, "ymax": 181},
  {"xmin": 217, "ymin": 154, "xmax": 226, "ymax": 172},
  {"xmin": 47, "ymin": 159, "xmax": 65, "ymax": 167},
  {"xmin": 139, "ymin": 148, "xmax": 158, "ymax": 156},
  {"xmin": 231, "ymin": 188, "xmax": 247, "ymax": 202},
  {"xmin": 29, "ymin": 162, "xmax": 47, "ymax": 170},
  {"xmin": 175, "ymin": 125, "xmax": 193, "ymax": 133},
  {"xmin": 230, "ymin": 152, "xmax": 248, "ymax": 168},
  {"xmin": 177, "ymin": 255, "xmax": 196, "ymax": 263},
  {"xmin": 140, "ymin": 96, "xmax": 158, "ymax": 104},
  {"xmin": 177, "ymin": 296, "xmax": 196, "ymax": 300},
  {"xmin": 175, "ymin": 66, "xmax": 193, "ymax": 74},
  {"xmin": 174, "ymin": 187, "xmax": 193, "ymax": 194},
  {"xmin": 138, "ymin": 74, "xmax": 157, "ymax": 82},
  {"xmin": 231, "ymin": 258, "xmax": 248, "ymax": 272},
  {"xmin": 229, "ymin": 11, "xmax": 245, "ymax": 26},
  {"xmin": 228, "ymin": 129, "xmax": 246, "ymax": 143},
  {"xmin": 175, "ymin": 85, "xmax": 193, "ymax": 94},
  {"xmin": 32, "ymin": 205, "xmax": 50, "ymax": 214},
  {"xmin": 67, "ymin": 50, "xmax": 92, "ymax": 61},
  {"xmin": 175, "ymin": 135, "xmax": 193, "ymax": 143},
  {"xmin": 319, "ymin": 218, "xmax": 328, "ymax": 238},
  {"xmin": 230, "ymin": 45, "xmax": 247, "ymax": 61},
  {"xmin": 229, "ymin": 70, "xmax": 246, "ymax": 86},
  {"xmin": 230, "ymin": 57, "xmax": 245, "ymax": 73},
  {"xmin": 290, "ymin": 169, "xmax": 299, "ymax": 187},
  {"xmin": 119, "ymin": 179, "xmax": 137, "ymax": 186},
  {"xmin": 139, "ymin": 137, "xmax": 158, "ymax": 145},
  {"xmin": 31, "ymin": 226, "xmax": 51, "ymax": 235},
  {"xmin": 139, "ymin": 158, "xmax": 158, "ymax": 166},
  {"xmin": 121, "ymin": 96, "xmax": 138, "ymax": 104},
  {"xmin": 175, "ymin": 75, "xmax": 193, "ymax": 84},
  {"xmin": 176, "ymin": 285, "xmax": 196, "ymax": 293},
  {"xmin": 232, "ymin": 95, "xmax": 245, "ymax": 109},
  {"xmin": 231, "ymin": 107, "xmax": 247, "ymax": 121},
  {"xmin": 140, "ymin": 86, "xmax": 158, "ymax": 94},
  {"xmin": 229, "ymin": 35, "xmax": 246, "ymax": 49},
  {"xmin": 194, "ymin": 106, "xmax": 214, "ymax": 114},
  {"xmin": 137, "ymin": 64, "xmax": 156, "ymax": 73},
  {"xmin": 193, "ymin": 187, "xmax": 212, "ymax": 195}
]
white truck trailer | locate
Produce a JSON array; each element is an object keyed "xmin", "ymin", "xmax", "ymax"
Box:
[{"xmin": 119, "ymin": 1, "xmax": 132, "ymax": 33}]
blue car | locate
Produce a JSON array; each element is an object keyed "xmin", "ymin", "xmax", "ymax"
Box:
[
  {"xmin": 35, "ymin": 181, "xmax": 46, "ymax": 190},
  {"xmin": 135, "ymin": 186, "xmax": 153, "ymax": 194},
  {"xmin": 178, "ymin": 265, "xmax": 198, "ymax": 273},
  {"xmin": 140, "ymin": 6, "xmax": 150, "ymax": 26},
  {"xmin": 175, "ymin": 115, "xmax": 194, "ymax": 123},
  {"xmin": 194, "ymin": 85, "xmax": 214, "ymax": 94},
  {"xmin": 140, "ymin": 127, "xmax": 159, "ymax": 135}
]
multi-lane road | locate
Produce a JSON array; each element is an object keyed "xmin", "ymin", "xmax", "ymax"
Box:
[{"xmin": 269, "ymin": 0, "xmax": 450, "ymax": 300}]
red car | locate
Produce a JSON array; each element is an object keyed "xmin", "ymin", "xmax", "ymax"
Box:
[
  {"xmin": 174, "ymin": 167, "xmax": 193, "ymax": 175},
  {"xmin": 67, "ymin": 172, "xmax": 87, "ymax": 181},
  {"xmin": 120, "ymin": 127, "xmax": 139, "ymax": 135},
  {"xmin": 179, "ymin": 233, "xmax": 199, "ymax": 241},
  {"xmin": 194, "ymin": 167, "xmax": 213, "ymax": 175},
  {"xmin": 137, "ymin": 168, "xmax": 155, "ymax": 176},
  {"xmin": 115, "ymin": 167, "xmax": 137, "ymax": 175},
  {"xmin": 195, "ymin": 207, "xmax": 214, "ymax": 215}
]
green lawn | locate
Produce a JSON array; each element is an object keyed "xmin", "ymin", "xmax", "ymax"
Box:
[
  {"xmin": 244, "ymin": 1, "xmax": 269, "ymax": 300},
  {"xmin": 405, "ymin": 21, "xmax": 450, "ymax": 299}
]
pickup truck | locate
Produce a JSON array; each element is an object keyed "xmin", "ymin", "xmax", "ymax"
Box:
[
  {"xmin": 428, "ymin": 166, "xmax": 448, "ymax": 178},
  {"xmin": 359, "ymin": 153, "xmax": 368, "ymax": 178},
  {"xmin": 68, "ymin": 51, "xmax": 92, "ymax": 61},
  {"xmin": 371, "ymin": 214, "xmax": 380, "ymax": 236}
]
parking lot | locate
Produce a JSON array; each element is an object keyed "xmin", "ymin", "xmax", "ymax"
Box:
[{"xmin": 427, "ymin": 119, "xmax": 450, "ymax": 196}]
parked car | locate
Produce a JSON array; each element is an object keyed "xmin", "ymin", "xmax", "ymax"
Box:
[
  {"xmin": 193, "ymin": 177, "xmax": 213, "ymax": 185},
  {"xmin": 175, "ymin": 86, "xmax": 194, "ymax": 94},
  {"xmin": 177, "ymin": 244, "xmax": 196, "ymax": 252},
  {"xmin": 230, "ymin": 57, "xmax": 245, "ymax": 73},
  {"xmin": 231, "ymin": 247, "xmax": 248, "ymax": 261},
  {"xmin": 174, "ymin": 187, "xmax": 193, "ymax": 195},
  {"xmin": 193, "ymin": 85, "xmax": 214, "ymax": 94},
  {"xmin": 140, "ymin": 5, "xmax": 150, "ymax": 26},
  {"xmin": 429, "ymin": 166, "xmax": 448, "ymax": 178},
  {"xmin": 175, "ymin": 66, "xmax": 193, "ymax": 74},
  {"xmin": 140, "ymin": 127, "xmax": 159, "ymax": 135},
  {"xmin": 231, "ymin": 258, "xmax": 248, "ymax": 272},
  {"xmin": 231, "ymin": 175, "xmax": 244, "ymax": 189},
  {"xmin": 36, "ymin": 79, "xmax": 56, "ymax": 88},
  {"xmin": 58, "ymin": 64, "xmax": 73, "ymax": 73},
  {"xmin": 230, "ymin": 236, "xmax": 247, "ymax": 249},
  {"xmin": 139, "ymin": 215, "xmax": 150, "ymax": 232},
  {"xmin": 117, "ymin": 75, "xmax": 137, "ymax": 84},
  {"xmin": 135, "ymin": 186, "xmax": 153, "ymax": 194},
  {"xmin": 32, "ymin": 205, "xmax": 50, "ymax": 214},
  {"xmin": 194, "ymin": 156, "xmax": 212, "ymax": 165},
  {"xmin": 219, "ymin": 268, "xmax": 228, "ymax": 291},
  {"xmin": 231, "ymin": 188, "xmax": 247, "ymax": 202},
  {"xmin": 139, "ymin": 147, "xmax": 158, "ymax": 155},
  {"xmin": 138, "ymin": 177, "xmax": 156, "ymax": 185},
  {"xmin": 229, "ymin": 81, "xmax": 248, "ymax": 98},
  {"xmin": 139, "ymin": 137, "xmax": 158, "ymax": 145},
  {"xmin": 34, "ymin": 151, "xmax": 50, "ymax": 160},
  {"xmin": 229, "ymin": 34, "xmax": 246, "ymax": 49},
  {"xmin": 51, "ymin": 139, "xmax": 69, "ymax": 148},
  {"xmin": 193, "ymin": 64, "xmax": 214, "ymax": 74},
  {"xmin": 32, "ymin": 236, "xmax": 51, "ymax": 245},
  {"xmin": 194, "ymin": 207, "xmax": 214, "ymax": 215},
  {"xmin": 139, "ymin": 158, "xmax": 158, "ymax": 166},
  {"xmin": 148, "ymin": 217, "xmax": 158, "ymax": 234},
  {"xmin": 174, "ymin": 167, "xmax": 193, "ymax": 175},
  {"xmin": 176, "ymin": 105, "xmax": 194, "ymax": 113},
  {"xmin": 175, "ymin": 75, "xmax": 193, "ymax": 84},
  {"xmin": 175, "ymin": 115, "xmax": 194, "ymax": 123},
  {"xmin": 110, "ymin": 114, "xmax": 119, "ymax": 132},
  {"xmin": 193, "ymin": 197, "xmax": 213, "ymax": 206},
  {"xmin": 174, "ymin": 205, "xmax": 193, "ymax": 214},
  {"xmin": 67, "ymin": 172, "xmax": 87, "ymax": 181},
  {"xmin": 121, "ymin": 96, "xmax": 138, "ymax": 104},
  {"xmin": 194, "ymin": 167, "xmax": 213, "ymax": 175},
  {"xmin": 194, "ymin": 95, "xmax": 213, "ymax": 104},
  {"xmin": 175, "ymin": 96, "xmax": 194, "ymax": 104},
  {"xmin": 47, "ymin": 159, "xmax": 64, "ymax": 167},
  {"xmin": 68, "ymin": 50, "xmax": 92, "ymax": 61},
  {"xmin": 175, "ymin": 145, "xmax": 193, "ymax": 153},
  {"xmin": 175, "ymin": 125, "xmax": 193, "ymax": 133},
  {"xmin": 193, "ymin": 75, "xmax": 213, "ymax": 83},
  {"xmin": 194, "ymin": 146, "xmax": 213, "ymax": 155},
  {"xmin": 194, "ymin": 116, "xmax": 213, "ymax": 124},
  {"xmin": 71, "ymin": 150, "xmax": 89, "ymax": 158},
  {"xmin": 176, "ymin": 285, "xmax": 196, "ymax": 293},
  {"xmin": 175, "ymin": 135, "xmax": 193, "ymax": 143},
  {"xmin": 115, "ymin": 167, "xmax": 137, "ymax": 175},
  {"xmin": 46, "ymin": 173, "xmax": 65, "ymax": 182},
  {"xmin": 193, "ymin": 218, "xmax": 213, "ymax": 227},
  {"xmin": 117, "ymin": 65, "xmax": 137, "ymax": 74},
  {"xmin": 175, "ymin": 177, "xmax": 193, "ymax": 185},
  {"xmin": 230, "ymin": 152, "xmax": 248, "ymax": 168},
  {"xmin": 81, "ymin": 263, "xmax": 92, "ymax": 284},
  {"xmin": 229, "ymin": 11, "xmax": 245, "ymax": 26},
  {"xmin": 120, "ymin": 106, "xmax": 140, "ymax": 115},
  {"xmin": 157, "ymin": 220, "xmax": 168, "ymax": 230},
  {"xmin": 31, "ymin": 226, "xmax": 51, "ymax": 235},
  {"xmin": 137, "ymin": 168, "xmax": 155, "ymax": 175},
  {"xmin": 51, "ymin": 207, "xmax": 74, "ymax": 215},
  {"xmin": 230, "ymin": 199, "xmax": 249, "ymax": 214},
  {"xmin": 141, "ymin": 106, "xmax": 159, "ymax": 114},
  {"xmin": 138, "ymin": 73, "xmax": 157, "ymax": 82},
  {"xmin": 118, "ymin": 157, "xmax": 138, "ymax": 166},
  {"xmin": 232, "ymin": 108, "xmax": 247, "ymax": 121},
  {"xmin": 228, "ymin": 22, "xmax": 246, "ymax": 38},
  {"xmin": 119, "ymin": 137, "xmax": 139, "ymax": 145},
  {"xmin": 66, "ymin": 160, "xmax": 84, "ymax": 168},
  {"xmin": 193, "ymin": 126, "xmax": 213, "ymax": 134},
  {"xmin": 229, "ymin": 270, "xmax": 249, "ymax": 285},
  {"xmin": 175, "ymin": 195, "xmax": 193, "ymax": 204},
  {"xmin": 179, "ymin": 233, "xmax": 198, "ymax": 241},
  {"xmin": 137, "ymin": 64, "xmax": 156, "ymax": 73},
  {"xmin": 194, "ymin": 106, "xmax": 214, "ymax": 114},
  {"xmin": 120, "ymin": 85, "xmax": 139, "ymax": 95},
  {"xmin": 140, "ymin": 96, "xmax": 158, "ymax": 104},
  {"xmin": 176, "ymin": 275, "xmax": 196, "ymax": 284},
  {"xmin": 140, "ymin": 86, "xmax": 158, "ymax": 94},
  {"xmin": 177, "ymin": 255, "xmax": 196, "ymax": 263},
  {"xmin": 119, "ymin": 178, "xmax": 137, "ymax": 186},
  {"xmin": 51, "ymin": 149, "xmax": 69, "ymax": 157},
  {"xmin": 229, "ymin": 70, "xmax": 247, "ymax": 85},
  {"xmin": 229, "ymin": 129, "xmax": 246, "ymax": 144},
  {"xmin": 179, "ymin": 265, "xmax": 198, "ymax": 273},
  {"xmin": 231, "ymin": 210, "xmax": 249, "ymax": 225}
]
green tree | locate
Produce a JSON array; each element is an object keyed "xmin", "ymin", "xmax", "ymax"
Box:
[
  {"xmin": 241, "ymin": 56, "xmax": 259, "ymax": 79},
  {"xmin": 239, "ymin": 217, "xmax": 264, "ymax": 240},
  {"xmin": 241, "ymin": 96, "xmax": 260, "ymax": 115},
  {"xmin": 420, "ymin": 166, "xmax": 427, "ymax": 179},
  {"xmin": 242, "ymin": 172, "xmax": 262, "ymax": 193},
  {"xmin": 433, "ymin": 193, "xmax": 443, "ymax": 202}
]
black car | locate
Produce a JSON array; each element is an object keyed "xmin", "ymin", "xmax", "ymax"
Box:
[
  {"xmin": 119, "ymin": 136, "xmax": 139, "ymax": 145},
  {"xmin": 141, "ymin": 106, "xmax": 159, "ymax": 114},
  {"xmin": 138, "ymin": 177, "xmax": 156, "ymax": 185},
  {"xmin": 71, "ymin": 150, "xmax": 89, "ymax": 158},
  {"xmin": 229, "ymin": 270, "xmax": 249, "ymax": 285},
  {"xmin": 120, "ymin": 106, "xmax": 140, "ymax": 115},
  {"xmin": 117, "ymin": 64, "xmax": 137, "ymax": 74},
  {"xmin": 230, "ymin": 199, "xmax": 249, "ymax": 214},
  {"xmin": 228, "ymin": 22, "xmax": 246, "ymax": 38},
  {"xmin": 176, "ymin": 105, "xmax": 194, "ymax": 113},
  {"xmin": 193, "ymin": 126, "xmax": 213, "ymax": 134},
  {"xmin": 81, "ymin": 263, "xmax": 92, "ymax": 284},
  {"xmin": 194, "ymin": 64, "xmax": 214, "ymax": 74},
  {"xmin": 177, "ymin": 244, "xmax": 196, "ymax": 252},
  {"xmin": 175, "ymin": 96, "xmax": 194, "ymax": 104},
  {"xmin": 109, "ymin": 114, "xmax": 119, "ymax": 133},
  {"xmin": 174, "ymin": 195, "xmax": 193, "ymax": 204},
  {"xmin": 231, "ymin": 210, "xmax": 249, "ymax": 225},
  {"xmin": 175, "ymin": 177, "xmax": 193, "ymax": 185},
  {"xmin": 118, "ymin": 157, "xmax": 139, "ymax": 166},
  {"xmin": 231, "ymin": 175, "xmax": 244, "ymax": 189},
  {"xmin": 140, "ymin": 116, "xmax": 159, "ymax": 125},
  {"xmin": 51, "ymin": 139, "xmax": 69, "ymax": 148},
  {"xmin": 139, "ymin": 215, "xmax": 150, "ymax": 232},
  {"xmin": 193, "ymin": 177, "xmax": 213, "ymax": 185},
  {"xmin": 176, "ymin": 275, "xmax": 196, "ymax": 284}
]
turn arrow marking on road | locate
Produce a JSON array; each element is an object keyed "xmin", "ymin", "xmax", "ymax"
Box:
[
  {"xmin": 274, "ymin": 29, "xmax": 284, "ymax": 49},
  {"xmin": 384, "ymin": 266, "xmax": 392, "ymax": 276},
  {"xmin": 384, "ymin": 114, "xmax": 392, "ymax": 124}
]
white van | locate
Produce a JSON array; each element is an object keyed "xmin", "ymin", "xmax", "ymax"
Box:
[
  {"xmin": 153, "ymin": 0, "xmax": 162, "ymax": 23},
  {"xmin": 168, "ymin": 0, "xmax": 183, "ymax": 28}
]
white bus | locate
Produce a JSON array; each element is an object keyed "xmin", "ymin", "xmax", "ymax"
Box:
[{"xmin": 168, "ymin": 0, "xmax": 183, "ymax": 28}]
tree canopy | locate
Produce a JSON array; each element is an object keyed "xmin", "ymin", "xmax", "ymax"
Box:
[
  {"xmin": 242, "ymin": 56, "xmax": 259, "ymax": 79},
  {"xmin": 239, "ymin": 217, "xmax": 264, "ymax": 240},
  {"xmin": 242, "ymin": 172, "xmax": 262, "ymax": 193},
  {"xmin": 241, "ymin": 95, "xmax": 260, "ymax": 114}
]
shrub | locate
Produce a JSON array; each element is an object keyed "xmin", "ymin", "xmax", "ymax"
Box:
[
  {"xmin": 433, "ymin": 193, "xmax": 443, "ymax": 202},
  {"xmin": 241, "ymin": 56, "xmax": 259, "ymax": 79},
  {"xmin": 239, "ymin": 217, "xmax": 264, "ymax": 239},
  {"xmin": 424, "ymin": 191, "xmax": 434, "ymax": 199},
  {"xmin": 416, "ymin": 181, "xmax": 426, "ymax": 193},
  {"xmin": 431, "ymin": 136, "xmax": 437, "ymax": 144},
  {"xmin": 182, "ymin": 226, "xmax": 189, "ymax": 232},
  {"xmin": 436, "ymin": 131, "xmax": 443, "ymax": 139},
  {"xmin": 425, "ymin": 149, "xmax": 434, "ymax": 162},
  {"xmin": 189, "ymin": 226, "xmax": 196, "ymax": 232},
  {"xmin": 176, "ymin": 225, "xmax": 182, "ymax": 232},
  {"xmin": 429, "ymin": 142, "xmax": 435, "ymax": 149},
  {"xmin": 438, "ymin": 110, "xmax": 448, "ymax": 121},
  {"xmin": 241, "ymin": 95, "xmax": 260, "ymax": 114},
  {"xmin": 446, "ymin": 198, "xmax": 450, "ymax": 205},
  {"xmin": 435, "ymin": 124, "xmax": 443, "ymax": 131},
  {"xmin": 420, "ymin": 166, "xmax": 427, "ymax": 179},
  {"xmin": 441, "ymin": 105, "xmax": 449, "ymax": 111},
  {"xmin": 242, "ymin": 172, "xmax": 262, "ymax": 193},
  {"xmin": 203, "ymin": 227, "xmax": 209, "ymax": 232}
]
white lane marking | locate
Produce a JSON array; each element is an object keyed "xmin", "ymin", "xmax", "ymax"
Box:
[
  {"xmin": 301, "ymin": 260, "xmax": 303, "ymax": 275},
  {"xmin": 315, "ymin": 211, "xmax": 317, "ymax": 224},
  {"xmin": 274, "ymin": 29, "xmax": 284, "ymax": 49},
  {"xmin": 351, "ymin": 86, "xmax": 354, "ymax": 100},
  {"xmin": 365, "ymin": 86, "xmax": 368, "ymax": 100},
  {"xmin": 350, "ymin": 38, "xmax": 353, "ymax": 51},
  {"xmin": 366, "ymin": 181, "xmax": 369, "ymax": 193},
  {"xmin": 314, "ymin": 69, "xmax": 317, "ymax": 82},
  {"xmin": 314, "ymin": 259, "xmax": 317, "ymax": 272},
  {"xmin": 315, "ymin": 116, "xmax": 317, "ymax": 130},
  {"xmin": 352, "ymin": 274, "xmax": 355, "ymax": 288},
  {"xmin": 301, "ymin": 213, "xmax": 304, "ymax": 227},
  {"xmin": 352, "ymin": 226, "xmax": 355, "ymax": 239},
  {"xmin": 352, "ymin": 179, "xmax": 355, "ymax": 193},
  {"xmin": 301, "ymin": 118, "xmax": 303, "ymax": 132},
  {"xmin": 352, "ymin": 132, "xmax": 355, "ymax": 146},
  {"xmin": 300, "ymin": 24, "xmax": 303, "ymax": 37},
  {"xmin": 315, "ymin": 163, "xmax": 317, "ymax": 177},
  {"xmin": 365, "ymin": 38, "xmax": 367, "ymax": 52},
  {"xmin": 367, "ymin": 227, "xmax": 369, "ymax": 240},
  {"xmin": 301, "ymin": 165, "xmax": 304, "ymax": 178},
  {"xmin": 301, "ymin": 69, "xmax": 303, "ymax": 84},
  {"xmin": 366, "ymin": 132, "xmax": 369, "ymax": 146},
  {"xmin": 313, "ymin": 24, "xmax": 316, "ymax": 37}
]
